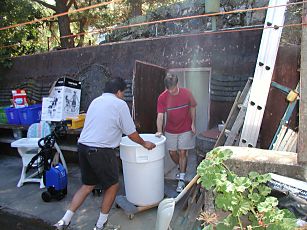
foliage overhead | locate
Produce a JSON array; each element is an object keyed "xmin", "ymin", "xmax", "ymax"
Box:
[
  {"xmin": 30, "ymin": 0, "xmax": 182, "ymax": 48},
  {"xmin": 0, "ymin": 0, "xmax": 48, "ymax": 68},
  {"xmin": 0, "ymin": 0, "xmax": 184, "ymax": 65}
]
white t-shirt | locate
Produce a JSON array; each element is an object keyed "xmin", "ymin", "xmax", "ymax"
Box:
[{"xmin": 78, "ymin": 93, "xmax": 136, "ymax": 148}]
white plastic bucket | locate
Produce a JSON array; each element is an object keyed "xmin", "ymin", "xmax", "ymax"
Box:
[{"xmin": 120, "ymin": 134, "xmax": 166, "ymax": 206}]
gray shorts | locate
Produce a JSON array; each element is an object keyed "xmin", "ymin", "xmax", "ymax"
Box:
[{"xmin": 165, "ymin": 131, "xmax": 195, "ymax": 151}]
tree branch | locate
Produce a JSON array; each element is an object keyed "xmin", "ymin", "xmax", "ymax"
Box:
[
  {"xmin": 73, "ymin": 1, "xmax": 78, "ymax": 10},
  {"xmin": 67, "ymin": 0, "xmax": 76, "ymax": 9},
  {"xmin": 31, "ymin": 0, "xmax": 57, "ymax": 11}
]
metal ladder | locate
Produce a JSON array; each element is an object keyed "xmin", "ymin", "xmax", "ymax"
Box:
[
  {"xmin": 239, "ymin": 0, "xmax": 288, "ymax": 147},
  {"xmin": 214, "ymin": 78, "xmax": 253, "ymax": 147}
]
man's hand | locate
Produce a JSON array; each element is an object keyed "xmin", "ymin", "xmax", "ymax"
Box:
[
  {"xmin": 142, "ymin": 141, "xmax": 156, "ymax": 150},
  {"xmin": 191, "ymin": 124, "xmax": 196, "ymax": 135},
  {"xmin": 155, "ymin": 132, "xmax": 163, "ymax": 138}
]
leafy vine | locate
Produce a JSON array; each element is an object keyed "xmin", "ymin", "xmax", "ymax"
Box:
[{"xmin": 197, "ymin": 148, "xmax": 297, "ymax": 230}]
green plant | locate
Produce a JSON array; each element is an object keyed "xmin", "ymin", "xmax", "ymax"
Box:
[{"xmin": 197, "ymin": 148, "xmax": 297, "ymax": 230}]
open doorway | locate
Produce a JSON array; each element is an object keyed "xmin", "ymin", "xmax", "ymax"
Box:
[
  {"xmin": 133, "ymin": 62, "xmax": 211, "ymax": 177},
  {"xmin": 168, "ymin": 68, "xmax": 211, "ymax": 134},
  {"xmin": 133, "ymin": 62, "xmax": 211, "ymax": 135}
]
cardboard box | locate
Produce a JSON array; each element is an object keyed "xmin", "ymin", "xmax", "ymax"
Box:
[{"xmin": 41, "ymin": 78, "xmax": 81, "ymax": 121}]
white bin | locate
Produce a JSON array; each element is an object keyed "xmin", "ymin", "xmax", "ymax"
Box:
[{"xmin": 120, "ymin": 134, "xmax": 166, "ymax": 206}]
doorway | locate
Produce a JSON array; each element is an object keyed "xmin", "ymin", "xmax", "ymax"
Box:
[
  {"xmin": 133, "ymin": 63, "xmax": 211, "ymax": 176},
  {"xmin": 133, "ymin": 62, "xmax": 211, "ymax": 134},
  {"xmin": 168, "ymin": 68, "xmax": 211, "ymax": 134}
]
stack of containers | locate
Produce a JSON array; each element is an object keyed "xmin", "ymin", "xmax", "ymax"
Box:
[
  {"xmin": 18, "ymin": 104, "xmax": 42, "ymax": 125},
  {"xmin": 5, "ymin": 104, "xmax": 42, "ymax": 125},
  {"xmin": 5, "ymin": 107, "xmax": 21, "ymax": 124}
]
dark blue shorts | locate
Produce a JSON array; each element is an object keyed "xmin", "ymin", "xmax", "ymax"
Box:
[{"xmin": 78, "ymin": 143, "xmax": 119, "ymax": 189}]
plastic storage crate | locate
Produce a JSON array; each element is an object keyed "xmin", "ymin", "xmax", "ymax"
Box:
[
  {"xmin": 5, "ymin": 107, "xmax": 21, "ymax": 125},
  {"xmin": 0, "ymin": 106, "xmax": 9, "ymax": 124},
  {"xmin": 18, "ymin": 104, "xmax": 42, "ymax": 125}
]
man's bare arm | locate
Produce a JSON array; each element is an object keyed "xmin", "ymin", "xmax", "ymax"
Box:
[
  {"xmin": 128, "ymin": 131, "xmax": 156, "ymax": 150},
  {"xmin": 156, "ymin": 113, "xmax": 164, "ymax": 137}
]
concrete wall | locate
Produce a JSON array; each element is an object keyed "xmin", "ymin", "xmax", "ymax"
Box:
[
  {"xmin": 0, "ymin": 29, "xmax": 300, "ymax": 151},
  {"xmin": 0, "ymin": 30, "xmax": 261, "ymax": 86},
  {"xmin": 0, "ymin": 30, "xmax": 262, "ymax": 126}
]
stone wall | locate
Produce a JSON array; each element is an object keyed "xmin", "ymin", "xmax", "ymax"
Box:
[
  {"xmin": 108, "ymin": 0, "xmax": 270, "ymax": 42},
  {"xmin": 106, "ymin": 0, "xmax": 300, "ymax": 48}
]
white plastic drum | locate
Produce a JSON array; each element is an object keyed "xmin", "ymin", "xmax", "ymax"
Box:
[{"xmin": 120, "ymin": 134, "xmax": 166, "ymax": 206}]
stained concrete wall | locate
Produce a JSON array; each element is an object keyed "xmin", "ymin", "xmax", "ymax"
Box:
[
  {"xmin": 0, "ymin": 29, "xmax": 300, "ymax": 150},
  {"xmin": 0, "ymin": 30, "xmax": 261, "ymax": 128},
  {"xmin": 0, "ymin": 30, "xmax": 261, "ymax": 86}
]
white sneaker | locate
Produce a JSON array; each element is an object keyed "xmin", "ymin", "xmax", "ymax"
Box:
[
  {"xmin": 53, "ymin": 219, "xmax": 70, "ymax": 230},
  {"xmin": 176, "ymin": 180, "xmax": 185, "ymax": 193},
  {"xmin": 94, "ymin": 221, "xmax": 120, "ymax": 230},
  {"xmin": 175, "ymin": 173, "xmax": 180, "ymax": 180}
]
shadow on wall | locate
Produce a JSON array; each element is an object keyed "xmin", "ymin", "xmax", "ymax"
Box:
[{"xmin": 76, "ymin": 64, "xmax": 111, "ymax": 112}]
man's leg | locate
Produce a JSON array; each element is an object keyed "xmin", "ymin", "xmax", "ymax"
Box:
[
  {"xmin": 169, "ymin": 150, "xmax": 180, "ymax": 180},
  {"xmin": 95, "ymin": 183, "xmax": 119, "ymax": 229},
  {"xmin": 176, "ymin": 149, "xmax": 188, "ymax": 193},
  {"xmin": 69, "ymin": 184, "xmax": 96, "ymax": 211},
  {"xmin": 101, "ymin": 183, "xmax": 119, "ymax": 213},
  {"xmin": 165, "ymin": 132, "xmax": 179, "ymax": 166},
  {"xmin": 54, "ymin": 184, "xmax": 95, "ymax": 229},
  {"xmin": 178, "ymin": 149, "xmax": 188, "ymax": 173},
  {"xmin": 176, "ymin": 131, "xmax": 194, "ymax": 193},
  {"xmin": 169, "ymin": 150, "xmax": 179, "ymax": 165},
  {"xmin": 93, "ymin": 149, "xmax": 120, "ymax": 229}
]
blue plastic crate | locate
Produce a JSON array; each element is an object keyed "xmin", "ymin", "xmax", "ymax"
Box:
[
  {"xmin": 18, "ymin": 104, "xmax": 42, "ymax": 125},
  {"xmin": 5, "ymin": 107, "xmax": 21, "ymax": 125}
]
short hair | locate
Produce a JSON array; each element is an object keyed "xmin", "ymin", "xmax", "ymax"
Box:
[
  {"xmin": 104, "ymin": 77, "xmax": 127, "ymax": 93},
  {"xmin": 164, "ymin": 73, "xmax": 178, "ymax": 89}
]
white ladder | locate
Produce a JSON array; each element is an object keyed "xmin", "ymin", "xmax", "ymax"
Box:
[{"xmin": 239, "ymin": 0, "xmax": 288, "ymax": 147}]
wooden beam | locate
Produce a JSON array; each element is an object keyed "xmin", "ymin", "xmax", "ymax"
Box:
[{"xmin": 298, "ymin": 4, "xmax": 307, "ymax": 164}]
